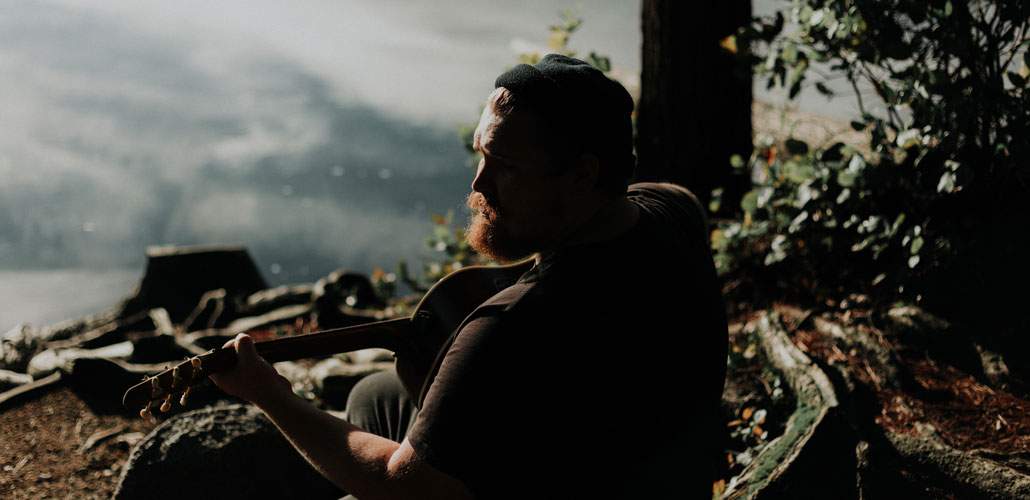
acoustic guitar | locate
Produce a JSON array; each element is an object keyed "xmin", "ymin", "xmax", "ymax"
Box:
[{"xmin": 122, "ymin": 257, "xmax": 535, "ymax": 419}]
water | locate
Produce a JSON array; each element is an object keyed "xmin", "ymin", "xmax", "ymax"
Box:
[{"xmin": 0, "ymin": 269, "xmax": 140, "ymax": 332}]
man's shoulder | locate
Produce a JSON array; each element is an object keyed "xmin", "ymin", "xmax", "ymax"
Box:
[
  {"xmin": 627, "ymin": 181, "xmax": 709, "ymax": 233},
  {"xmin": 628, "ymin": 182, "xmax": 704, "ymax": 212}
]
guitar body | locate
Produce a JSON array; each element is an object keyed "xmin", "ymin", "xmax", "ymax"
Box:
[
  {"xmin": 123, "ymin": 257, "xmax": 535, "ymax": 415},
  {"xmin": 396, "ymin": 257, "xmax": 536, "ymax": 405}
]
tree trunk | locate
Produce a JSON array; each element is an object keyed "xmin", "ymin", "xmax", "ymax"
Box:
[{"xmin": 635, "ymin": 0, "xmax": 752, "ymax": 214}]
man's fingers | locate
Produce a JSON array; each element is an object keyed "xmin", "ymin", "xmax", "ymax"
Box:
[{"xmin": 234, "ymin": 333, "xmax": 255, "ymax": 356}]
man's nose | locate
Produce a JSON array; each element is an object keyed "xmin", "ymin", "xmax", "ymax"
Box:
[{"xmin": 471, "ymin": 158, "xmax": 490, "ymax": 194}]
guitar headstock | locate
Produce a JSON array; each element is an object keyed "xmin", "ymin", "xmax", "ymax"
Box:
[{"xmin": 122, "ymin": 346, "xmax": 237, "ymax": 420}]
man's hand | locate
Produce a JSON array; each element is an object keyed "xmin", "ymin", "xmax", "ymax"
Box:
[{"xmin": 209, "ymin": 333, "xmax": 293, "ymax": 408}]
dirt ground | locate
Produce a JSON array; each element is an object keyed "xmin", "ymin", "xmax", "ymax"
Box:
[
  {"xmin": 779, "ymin": 302, "xmax": 1030, "ymax": 457},
  {"xmin": 0, "ymin": 386, "xmax": 155, "ymax": 499}
]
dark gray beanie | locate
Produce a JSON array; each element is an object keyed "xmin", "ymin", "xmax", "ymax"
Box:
[{"xmin": 493, "ymin": 54, "xmax": 635, "ymax": 182}]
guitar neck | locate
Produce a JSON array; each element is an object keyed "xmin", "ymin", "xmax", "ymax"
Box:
[{"xmin": 253, "ymin": 317, "xmax": 413, "ymax": 363}]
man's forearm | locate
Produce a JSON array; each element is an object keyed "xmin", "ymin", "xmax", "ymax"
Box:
[{"xmin": 255, "ymin": 389, "xmax": 402, "ymax": 499}]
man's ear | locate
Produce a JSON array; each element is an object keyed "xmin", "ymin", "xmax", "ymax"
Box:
[{"xmin": 568, "ymin": 153, "xmax": 601, "ymax": 195}]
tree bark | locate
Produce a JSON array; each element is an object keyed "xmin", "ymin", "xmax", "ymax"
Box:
[{"xmin": 635, "ymin": 0, "xmax": 752, "ymax": 213}]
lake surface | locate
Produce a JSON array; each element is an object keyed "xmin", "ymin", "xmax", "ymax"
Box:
[{"xmin": 0, "ymin": 269, "xmax": 140, "ymax": 331}]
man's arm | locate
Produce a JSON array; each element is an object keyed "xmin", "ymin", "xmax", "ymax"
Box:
[{"xmin": 210, "ymin": 333, "xmax": 473, "ymax": 500}]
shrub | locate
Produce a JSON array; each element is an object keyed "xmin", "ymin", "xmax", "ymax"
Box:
[{"xmin": 716, "ymin": 0, "xmax": 1029, "ymax": 318}]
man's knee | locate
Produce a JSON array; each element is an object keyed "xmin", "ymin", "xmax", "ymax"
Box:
[{"xmin": 345, "ymin": 369, "xmax": 416, "ymax": 441}]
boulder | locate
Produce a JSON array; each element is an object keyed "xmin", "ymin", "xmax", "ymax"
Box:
[{"xmin": 114, "ymin": 404, "xmax": 344, "ymax": 500}]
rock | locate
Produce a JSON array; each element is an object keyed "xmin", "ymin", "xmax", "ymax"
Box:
[
  {"xmin": 885, "ymin": 305, "xmax": 986, "ymax": 383},
  {"xmin": 271, "ymin": 360, "xmax": 314, "ymax": 397},
  {"xmin": 27, "ymin": 341, "xmax": 133, "ymax": 379},
  {"xmin": 114, "ymin": 404, "xmax": 344, "ymax": 500},
  {"xmin": 1, "ymin": 323, "xmax": 41, "ymax": 373},
  {"xmin": 129, "ymin": 334, "xmax": 194, "ymax": 364},
  {"xmin": 66, "ymin": 357, "xmax": 167, "ymax": 414},
  {"xmin": 313, "ymin": 269, "xmax": 386, "ymax": 328},
  {"xmin": 0, "ymin": 369, "xmax": 32, "ymax": 391},
  {"xmin": 242, "ymin": 284, "xmax": 314, "ymax": 317},
  {"xmin": 309, "ymin": 357, "xmax": 393, "ymax": 410},
  {"xmin": 119, "ymin": 245, "xmax": 268, "ymax": 324}
]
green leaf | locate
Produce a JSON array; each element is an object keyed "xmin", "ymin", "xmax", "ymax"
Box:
[
  {"xmin": 785, "ymin": 138, "xmax": 809, "ymax": 156},
  {"xmin": 896, "ymin": 129, "xmax": 922, "ymax": 149},
  {"xmin": 588, "ymin": 52, "xmax": 612, "ymax": 73},
  {"xmin": 890, "ymin": 213, "xmax": 907, "ymax": 235},
  {"xmin": 837, "ymin": 169, "xmax": 858, "ymax": 187},
  {"xmin": 937, "ymin": 171, "xmax": 957, "ymax": 193},
  {"xmin": 782, "ymin": 43, "xmax": 798, "ymax": 64},
  {"xmin": 789, "ymin": 211, "xmax": 809, "ymax": 233},
  {"xmin": 756, "ymin": 187, "xmax": 774, "ymax": 208},
  {"xmin": 1007, "ymin": 71, "xmax": 1026, "ymax": 87},
  {"xmin": 709, "ymin": 188, "xmax": 723, "ymax": 213},
  {"xmin": 788, "ymin": 79, "xmax": 803, "ymax": 99},
  {"xmin": 836, "ymin": 188, "xmax": 851, "ymax": 204},
  {"xmin": 784, "ymin": 161, "xmax": 817, "ymax": 183},
  {"xmin": 820, "ymin": 142, "xmax": 846, "ymax": 162},
  {"xmin": 943, "ymin": 1, "xmax": 953, "ymax": 17},
  {"xmin": 730, "ymin": 154, "xmax": 746, "ymax": 169},
  {"xmin": 815, "ymin": 81, "xmax": 834, "ymax": 97},
  {"xmin": 741, "ymin": 190, "xmax": 759, "ymax": 214},
  {"xmin": 908, "ymin": 255, "xmax": 920, "ymax": 268},
  {"xmin": 910, "ymin": 236, "xmax": 924, "ymax": 255}
]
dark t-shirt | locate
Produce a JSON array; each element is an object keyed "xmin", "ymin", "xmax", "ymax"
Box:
[{"xmin": 407, "ymin": 182, "xmax": 728, "ymax": 499}]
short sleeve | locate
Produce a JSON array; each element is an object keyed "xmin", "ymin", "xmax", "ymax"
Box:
[{"xmin": 405, "ymin": 313, "xmax": 518, "ymax": 487}]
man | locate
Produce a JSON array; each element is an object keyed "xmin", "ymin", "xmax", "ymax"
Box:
[{"xmin": 212, "ymin": 54, "xmax": 728, "ymax": 499}]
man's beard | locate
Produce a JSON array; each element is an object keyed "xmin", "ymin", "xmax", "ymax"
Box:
[{"xmin": 465, "ymin": 192, "xmax": 541, "ymax": 263}]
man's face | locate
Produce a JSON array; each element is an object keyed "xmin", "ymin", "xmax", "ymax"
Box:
[{"xmin": 465, "ymin": 101, "xmax": 572, "ymax": 263}]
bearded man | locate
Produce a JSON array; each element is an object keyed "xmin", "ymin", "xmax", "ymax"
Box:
[{"xmin": 212, "ymin": 54, "xmax": 728, "ymax": 499}]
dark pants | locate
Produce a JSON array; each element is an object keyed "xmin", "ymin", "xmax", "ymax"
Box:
[
  {"xmin": 346, "ymin": 368, "xmax": 420, "ymax": 442},
  {"xmin": 338, "ymin": 369, "xmax": 419, "ymax": 500}
]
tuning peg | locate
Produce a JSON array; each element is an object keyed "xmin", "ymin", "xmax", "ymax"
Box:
[
  {"xmin": 160, "ymin": 393, "xmax": 173, "ymax": 412},
  {"xmin": 139, "ymin": 401, "xmax": 154, "ymax": 421},
  {"xmin": 150, "ymin": 375, "xmax": 161, "ymax": 396},
  {"xmin": 179, "ymin": 385, "xmax": 192, "ymax": 406},
  {"xmin": 190, "ymin": 356, "xmax": 202, "ymax": 371}
]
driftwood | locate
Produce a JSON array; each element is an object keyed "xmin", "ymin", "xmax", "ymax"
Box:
[{"xmin": 723, "ymin": 311, "xmax": 855, "ymax": 499}]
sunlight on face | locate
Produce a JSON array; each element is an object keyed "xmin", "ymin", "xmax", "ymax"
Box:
[{"xmin": 464, "ymin": 94, "xmax": 568, "ymax": 262}]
